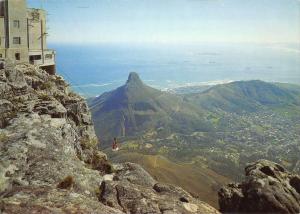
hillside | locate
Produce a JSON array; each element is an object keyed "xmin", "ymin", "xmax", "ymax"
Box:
[
  {"xmin": 1, "ymin": 64, "xmax": 299, "ymax": 213},
  {"xmin": 0, "ymin": 64, "xmax": 219, "ymax": 213},
  {"xmin": 90, "ymin": 72, "xmax": 212, "ymax": 145},
  {"xmin": 107, "ymin": 151, "xmax": 231, "ymax": 208},
  {"xmin": 89, "ymin": 73, "xmax": 300, "ymax": 208},
  {"xmin": 90, "ymin": 75, "xmax": 300, "ymax": 146},
  {"xmin": 186, "ymin": 80, "xmax": 300, "ymax": 113}
]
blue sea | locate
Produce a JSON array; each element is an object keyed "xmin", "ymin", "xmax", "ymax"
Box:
[{"xmin": 50, "ymin": 43, "xmax": 300, "ymax": 97}]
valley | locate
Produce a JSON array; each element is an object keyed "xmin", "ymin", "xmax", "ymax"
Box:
[
  {"xmin": 106, "ymin": 152, "xmax": 231, "ymax": 208},
  {"xmin": 89, "ymin": 72, "xmax": 300, "ymax": 208}
]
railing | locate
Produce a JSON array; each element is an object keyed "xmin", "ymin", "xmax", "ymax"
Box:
[{"xmin": 29, "ymin": 49, "xmax": 56, "ymax": 66}]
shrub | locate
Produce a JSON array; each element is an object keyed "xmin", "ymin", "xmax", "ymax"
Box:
[
  {"xmin": 68, "ymin": 91, "xmax": 78, "ymax": 97},
  {"xmin": 57, "ymin": 175, "xmax": 74, "ymax": 189},
  {"xmin": 79, "ymin": 137, "xmax": 113, "ymax": 174},
  {"xmin": 40, "ymin": 81, "xmax": 52, "ymax": 90},
  {"xmin": 80, "ymin": 137, "xmax": 99, "ymax": 149},
  {"xmin": 53, "ymin": 92, "xmax": 63, "ymax": 101},
  {"xmin": 39, "ymin": 93, "xmax": 51, "ymax": 101},
  {"xmin": 25, "ymin": 70, "xmax": 36, "ymax": 76},
  {"xmin": 0, "ymin": 132, "xmax": 8, "ymax": 143},
  {"xmin": 92, "ymin": 157, "xmax": 113, "ymax": 174}
]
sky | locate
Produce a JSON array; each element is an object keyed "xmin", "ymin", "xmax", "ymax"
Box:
[{"xmin": 27, "ymin": 0, "xmax": 300, "ymax": 45}]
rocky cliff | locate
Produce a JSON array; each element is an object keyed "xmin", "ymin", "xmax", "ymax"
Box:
[
  {"xmin": 0, "ymin": 63, "xmax": 218, "ymax": 213},
  {"xmin": 219, "ymin": 159, "xmax": 300, "ymax": 213}
]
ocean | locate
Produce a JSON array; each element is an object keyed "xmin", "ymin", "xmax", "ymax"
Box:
[{"xmin": 50, "ymin": 43, "xmax": 300, "ymax": 97}]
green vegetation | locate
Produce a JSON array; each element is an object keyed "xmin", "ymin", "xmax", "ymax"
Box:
[
  {"xmin": 38, "ymin": 93, "xmax": 52, "ymax": 101},
  {"xmin": 0, "ymin": 132, "xmax": 8, "ymax": 143},
  {"xmin": 24, "ymin": 69, "xmax": 36, "ymax": 76},
  {"xmin": 80, "ymin": 137, "xmax": 98, "ymax": 149},
  {"xmin": 89, "ymin": 74, "xmax": 300, "ymax": 204},
  {"xmin": 108, "ymin": 152, "xmax": 230, "ymax": 208},
  {"xmin": 40, "ymin": 81, "xmax": 52, "ymax": 90}
]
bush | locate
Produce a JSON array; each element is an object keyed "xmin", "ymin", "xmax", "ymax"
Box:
[
  {"xmin": 92, "ymin": 157, "xmax": 113, "ymax": 174},
  {"xmin": 68, "ymin": 91, "xmax": 78, "ymax": 97},
  {"xmin": 39, "ymin": 93, "xmax": 51, "ymax": 101},
  {"xmin": 0, "ymin": 132, "xmax": 8, "ymax": 143},
  {"xmin": 57, "ymin": 175, "xmax": 74, "ymax": 189},
  {"xmin": 25, "ymin": 70, "xmax": 36, "ymax": 76},
  {"xmin": 79, "ymin": 137, "xmax": 113, "ymax": 174},
  {"xmin": 80, "ymin": 137, "xmax": 99, "ymax": 149},
  {"xmin": 40, "ymin": 81, "xmax": 52, "ymax": 90}
]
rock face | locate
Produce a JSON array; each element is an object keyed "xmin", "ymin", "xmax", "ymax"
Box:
[
  {"xmin": 100, "ymin": 162, "xmax": 219, "ymax": 214},
  {"xmin": 0, "ymin": 63, "xmax": 219, "ymax": 213},
  {"xmin": 218, "ymin": 159, "xmax": 300, "ymax": 213}
]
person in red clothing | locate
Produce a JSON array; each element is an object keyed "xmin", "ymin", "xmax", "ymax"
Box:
[{"xmin": 112, "ymin": 137, "xmax": 119, "ymax": 151}]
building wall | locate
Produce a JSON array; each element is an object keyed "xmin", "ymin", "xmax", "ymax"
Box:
[
  {"xmin": 0, "ymin": 0, "xmax": 6, "ymax": 59},
  {"xmin": 0, "ymin": 16, "xmax": 5, "ymax": 58},
  {"xmin": 6, "ymin": 0, "xmax": 29, "ymax": 62},
  {"xmin": 0, "ymin": 0, "xmax": 55, "ymax": 73},
  {"xmin": 27, "ymin": 8, "xmax": 47, "ymax": 50}
]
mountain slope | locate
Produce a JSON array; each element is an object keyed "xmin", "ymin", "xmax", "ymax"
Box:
[
  {"xmin": 107, "ymin": 152, "xmax": 231, "ymax": 208},
  {"xmin": 90, "ymin": 72, "xmax": 212, "ymax": 144},
  {"xmin": 90, "ymin": 75, "xmax": 300, "ymax": 145},
  {"xmin": 186, "ymin": 80, "xmax": 300, "ymax": 113},
  {"xmin": 88, "ymin": 73, "xmax": 300, "ymax": 209}
]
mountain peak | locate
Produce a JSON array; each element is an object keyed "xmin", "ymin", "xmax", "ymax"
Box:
[{"xmin": 126, "ymin": 72, "xmax": 143, "ymax": 85}]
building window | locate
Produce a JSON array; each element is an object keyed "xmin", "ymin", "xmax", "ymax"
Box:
[
  {"xmin": 15, "ymin": 53, "xmax": 20, "ymax": 60},
  {"xmin": 0, "ymin": 54, "xmax": 3, "ymax": 58},
  {"xmin": 13, "ymin": 20, "xmax": 20, "ymax": 28},
  {"xmin": 45, "ymin": 54, "xmax": 52, "ymax": 60},
  {"xmin": 13, "ymin": 37, "xmax": 21, "ymax": 44},
  {"xmin": 0, "ymin": 2, "xmax": 4, "ymax": 16}
]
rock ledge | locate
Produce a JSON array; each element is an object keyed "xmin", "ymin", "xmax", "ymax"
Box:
[
  {"xmin": 219, "ymin": 159, "xmax": 300, "ymax": 213},
  {"xmin": 1, "ymin": 64, "xmax": 219, "ymax": 213}
]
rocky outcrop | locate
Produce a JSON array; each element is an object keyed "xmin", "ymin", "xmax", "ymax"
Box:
[
  {"xmin": 218, "ymin": 159, "xmax": 300, "ymax": 213},
  {"xmin": 99, "ymin": 163, "xmax": 219, "ymax": 214},
  {"xmin": 0, "ymin": 63, "xmax": 219, "ymax": 213}
]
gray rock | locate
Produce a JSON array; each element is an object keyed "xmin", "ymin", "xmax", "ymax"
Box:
[
  {"xmin": 219, "ymin": 159, "xmax": 300, "ymax": 213},
  {"xmin": 99, "ymin": 162, "xmax": 219, "ymax": 214},
  {"xmin": 0, "ymin": 64, "xmax": 114, "ymax": 213},
  {"xmin": 0, "ymin": 64, "xmax": 219, "ymax": 214}
]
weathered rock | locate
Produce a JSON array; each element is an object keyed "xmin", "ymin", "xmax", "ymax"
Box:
[
  {"xmin": 0, "ymin": 64, "xmax": 116, "ymax": 213},
  {"xmin": 0, "ymin": 64, "xmax": 219, "ymax": 214},
  {"xmin": 99, "ymin": 162, "xmax": 220, "ymax": 214},
  {"xmin": 0, "ymin": 186, "xmax": 123, "ymax": 214},
  {"xmin": 218, "ymin": 159, "xmax": 300, "ymax": 213}
]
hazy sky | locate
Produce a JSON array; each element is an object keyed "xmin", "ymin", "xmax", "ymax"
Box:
[{"xmin": 27, "ymin": 0, "xmax": 300, "ymax": 44}]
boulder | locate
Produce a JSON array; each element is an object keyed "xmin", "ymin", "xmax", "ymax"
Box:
[
  {"xmin": 99, "ymin": 162, "xmax": 220, "ymax": 214},
  {"xmin": 219, "ymin": 159, "xmax": 300, "ymax": 213}
]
